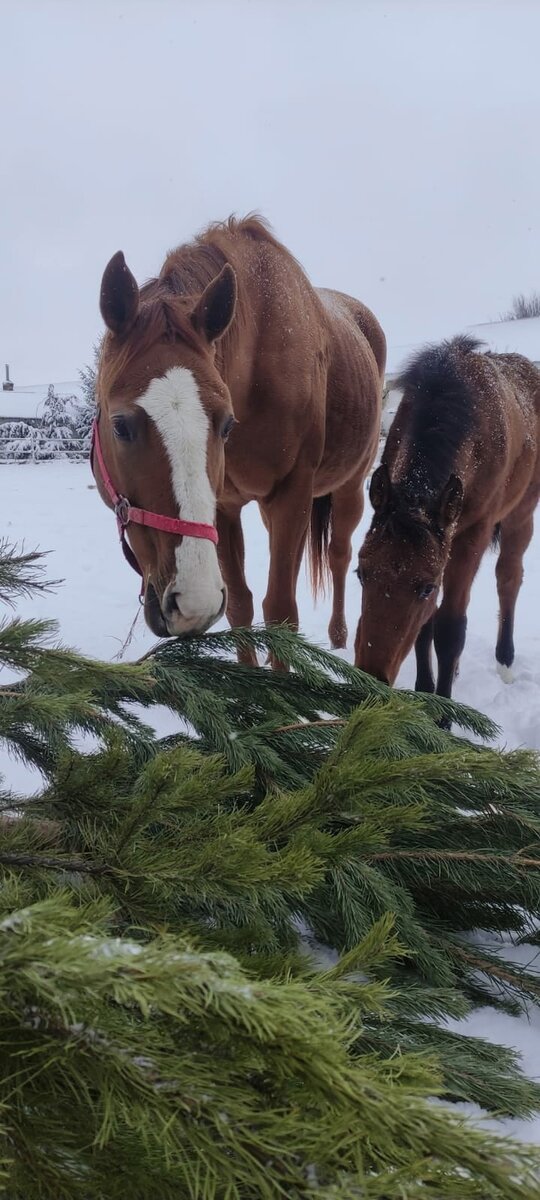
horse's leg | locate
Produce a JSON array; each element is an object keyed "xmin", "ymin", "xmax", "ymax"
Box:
[
  {"xmin": 260, "ymin": 467, "xmax": 314, "ymax": 670},
  {"xmin": 434, "ymin": 521, "xmax": 493, "ymax": 708},
  {"xmin": 216, "ymin": 503, "xmax": 257, "ymax": 667},
  {"xmin": 327, "ymin": 478, "xmax": 365, "ymax": 650},
  {"xmin": 414, "ymin": 617, "xmax": 435, "ymax": 693},
  {"xmin": 495, "ymin": 495, "xmax": 537, "ymax": 681}
]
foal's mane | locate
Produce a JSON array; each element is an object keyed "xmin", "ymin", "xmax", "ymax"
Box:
[
  {"xmin": 374, "ymin": 500, "xmax": 443, "ymax": 548},
  {"xmin": 392, "ymin": 334, "xmax": 483, "ymax": 493},
  {"xmin": 370, "ymin": 335, "xmax": 487, "ymax": 545},
  {"xmin": 99, "ymin": 215, "xmax": 297, "ymax": 396}
]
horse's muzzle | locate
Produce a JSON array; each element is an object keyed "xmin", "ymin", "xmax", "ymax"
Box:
[{"xmin": 156, "ymin": 584, "xmax": 228, "ymax": 638}]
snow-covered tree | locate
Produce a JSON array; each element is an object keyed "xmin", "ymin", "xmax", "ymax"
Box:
[
  {"xmin": 73, "ymin": 341, "xmax": 101, "ymax": 448},
  {"xmin": 79, "ymin": 341, "xmax": 100, "ymax": 408},
  {"xmin": 34, "ymin": 384, "xmax": 84, "ymax": 460},
  {"xmin": 0, "ymin": 419, "xmax": 36, "ymax": 461},
  {"xmin": 2, "ymin": 361, "xmax": 99, "ymax": 462}
]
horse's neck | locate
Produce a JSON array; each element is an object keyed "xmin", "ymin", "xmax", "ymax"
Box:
[{"xmin": 214, "ymin": 244, "xmax": 268, "ymax": 402}]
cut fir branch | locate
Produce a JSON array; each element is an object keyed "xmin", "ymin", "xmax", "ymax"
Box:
[
  {"xmin": 0, "ymin": 544, "xmax": 498, "ymax": 793},
  {"xmin": 0, "ymin": 541, "xmax": 60, "ymax": 606},
  {"xmin": 5, "ymin": 720, "xmax": 540, "ymax": 1097},
  {"xmin": 5, "ymin": 673, "xmax": 540, "ymax": 1016},
  {"xmin": 142, "ymin": 622, "xmax": 499, "ymax": 746},
  {"xmin": 5, "ymin": 538, "xmax": 540, "ymax": 1189},
  {"xmin": 1, "ymin": 893, "xmax": 540, "ymax": 1200}
]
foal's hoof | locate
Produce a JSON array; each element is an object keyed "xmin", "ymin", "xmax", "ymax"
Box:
[{"xmin": 497, "ymin": 661, "xmax": 515, "ymax": 685}]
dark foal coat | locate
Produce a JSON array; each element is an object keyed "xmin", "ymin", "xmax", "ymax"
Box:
[{"xmin": 355, "ymin": 335, "xmax": 540, "ymax": 698}]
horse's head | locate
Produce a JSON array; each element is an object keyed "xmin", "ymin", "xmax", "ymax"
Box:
[
  {"xmin": 94, "ymin": 251, "xmax": 238, "ymax": 638},
  {"xmin": 354, "ymin": 464, "xmax": 463, "ymax": 684}
]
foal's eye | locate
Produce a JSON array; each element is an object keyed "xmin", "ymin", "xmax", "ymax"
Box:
[
  {"xmin": 112, "ymin": 415, "xmax": 134, "ymax": 442},
  {"xmin": 220, "ymin": 414, "xmax": 236, "ymax": 441},
  {"xmin": 417, "ymin": 583, "xmax": 437, "ymax": 601}
]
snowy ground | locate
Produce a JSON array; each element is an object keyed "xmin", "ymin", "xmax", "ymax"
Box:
[{"xmin": 2, "ymin": 459, "xmax": 540, "ymax": 1143}]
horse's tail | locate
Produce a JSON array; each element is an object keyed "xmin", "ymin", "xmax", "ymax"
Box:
[
  {"xmin": 308, "ymin": 493, "xmax": 332, "ymax": 600},
  {"xmin": 492, "ymin": 522, "xmax": 501, "ymax": 550}
]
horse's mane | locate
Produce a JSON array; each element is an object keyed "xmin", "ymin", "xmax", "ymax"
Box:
[
  {"xmin": 160, "ymin": 213, "xmax": 287, "ymax": 295},
  {"xmin": 393, "ymin": 334, "xmax": 483, "ymax": 492},
  {"xmin": 199, "ymin": 213, "xmax": 294, "ymax": 259},
  {"xmin": 99, "ymin": 214, "xmax": 296, "ymax": 395}
]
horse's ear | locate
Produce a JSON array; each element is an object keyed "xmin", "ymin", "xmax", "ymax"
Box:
[
  {"xmin": 100, "ymin": 251, "xmax": 139, "ymax": 336},
  {"xmin": 191, "ymin": 264, "xmax": 237, "ymax": 343},
  {"xmin": 438, "ymin": 474, "xmax": 464, "ymax": 527},
  {"xmin": 369, "ymin": 464, "xmax": 392, "ymax": 513}
]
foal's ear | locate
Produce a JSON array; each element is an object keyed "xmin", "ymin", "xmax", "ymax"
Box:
[
  {"xmin": 100, "ymin": 252, "xmax": 140, "ymax": 336},
  {"xmin": 191, "ymin": 264, "xmax": 237, "ymax": 343},
  {"xmin": 438, "ymin": 474, "xmax": 464, "ymax": 527},
  {"xmin": 369, "ymin": 464, "xmax": 392, "ymax": 512}
]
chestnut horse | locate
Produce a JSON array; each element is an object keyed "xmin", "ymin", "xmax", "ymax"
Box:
[
  {"xmin": 93, "ymin": 216, "xmax": 385, "ymax": 661},
  {"xmin": 355, "ymin": 335, "xmax": 540, "ymax": 698}
]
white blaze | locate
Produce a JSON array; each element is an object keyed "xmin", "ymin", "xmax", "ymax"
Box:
[{"xmin": 137, "ymin": 366, "xmax": 224, "ymax": 625}]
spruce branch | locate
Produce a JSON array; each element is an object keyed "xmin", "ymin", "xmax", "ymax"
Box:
[
  {"xmin": 5, "ymin": 535, "xmax": 540, "ymax": 1190},
  {"xmin": 0, "ymin": 542, "xmax": 60, "ymax": 606}
]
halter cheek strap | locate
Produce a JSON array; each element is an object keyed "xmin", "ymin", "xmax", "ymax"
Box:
[{"xmin": 90, "ymin": 414, "xmax": 219, "ymax": 596}]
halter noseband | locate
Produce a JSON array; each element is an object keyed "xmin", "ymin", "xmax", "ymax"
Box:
[{"xmin": 90, "ymin": 413, "xmax": 219, "ymax": 596}]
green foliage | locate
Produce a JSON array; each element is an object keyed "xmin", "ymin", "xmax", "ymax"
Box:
[
  {"xmin": 3, "ymin": 544, "xmax": 540, "ymax": 1196},
  {"xmin": 2, "ymin": 890, "xmax": 539, "ymax": 1200}
]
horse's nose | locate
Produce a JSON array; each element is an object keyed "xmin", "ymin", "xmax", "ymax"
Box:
[
  {"xmin": 162, "ymin": 589, "xmax": 182, "ymax": 619},
  {"xmin": 162, "ymin": 585, "xmax": 227, "ymax": 634}
]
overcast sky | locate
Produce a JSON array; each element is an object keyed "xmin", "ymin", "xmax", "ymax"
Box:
[{"xmin": 2, "ymin": 0, "xmax": 540, "ymax": 383}]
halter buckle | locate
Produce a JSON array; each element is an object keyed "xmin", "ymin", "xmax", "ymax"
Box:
[{"xmin": 115, "ymin": 496, "xmax": 131, "ymax": 526}]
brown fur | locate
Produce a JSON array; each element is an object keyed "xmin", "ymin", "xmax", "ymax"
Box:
[
  {"xmin": 355, "ymin": 336, "xmax": 540, "ymax": 701},
  {"xmin": 95, "ymin": 215, "xmax": 385, "ymax": 659}
]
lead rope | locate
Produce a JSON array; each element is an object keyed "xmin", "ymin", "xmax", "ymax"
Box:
[{"xmin": 113, "ymin": 605, "xmax": 143, "ymax": 661}]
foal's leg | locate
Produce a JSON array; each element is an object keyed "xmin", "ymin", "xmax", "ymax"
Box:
[
  {"xmin": 216, "ymin": 503, "xmax": 257, "ymax": 667},
  {"xmin": 495, "ymin": 495, "xmax": 538, "ymax": 680},
  {"xmin": 327, "ymin": 477, "xmax": 365, "ymax": 650},
  {"xmin": 414, "ymin": 617, "xmax": 435, "ymax": 693},
  {"xmin": 260, "ymin": 466, "xmax": 314, "ymax": 669},
  {"xmin": 434, "ymin": 521, "xmax": 493, "ymax": 706}
]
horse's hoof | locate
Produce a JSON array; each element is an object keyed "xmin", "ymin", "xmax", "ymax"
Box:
[
  {"xmin": 238, "ymin": 649, "xmax": 259, "ymax": 668},
  {"xmin": 329, "ymin": 623, "xmax": 347, "ymax": 650},
  {"xmin": 497, "ymin": 661, "xmax": 515, "ymax": 685},
  {"xmin": 269, "ymin": 656, "xmax": 289, "ymax": 673}
]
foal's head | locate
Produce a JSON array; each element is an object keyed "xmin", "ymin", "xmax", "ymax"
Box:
[
  {"xmin": 95, "ymin": 252, "xmax": 237, "ymax": 637},
  {"xmin": 354, "ymin": 464, "xmax": 463, "ymax": 684}
]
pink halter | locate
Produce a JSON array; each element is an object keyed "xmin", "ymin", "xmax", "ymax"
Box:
[{"xmin": 90, "ymin": 414, "xmax": 218, "ymax": 592}]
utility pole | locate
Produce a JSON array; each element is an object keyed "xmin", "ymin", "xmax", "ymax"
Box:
[{"xmin": 2, "ymin": 365, "xmax": 14, "ymax": 392}]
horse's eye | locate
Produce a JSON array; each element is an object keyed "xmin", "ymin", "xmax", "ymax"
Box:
[
  {"xmin": 418, "ymin": 583, "xmax": 436, "ymax": 600},
  {"xmin": 221, "ymin": 414, "xmax": 236, "ymax": 441},
  {"xmin": 112, "ymin": 415, "xmax": 134, "ymax": 442},
  {"xmin": 355, "ymin": 564, "xmax": 364, "ymax": 584}
]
